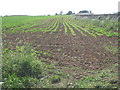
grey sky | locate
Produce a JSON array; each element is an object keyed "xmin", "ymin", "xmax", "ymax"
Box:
[{"xmin": 0, "ymin": 0, "xmax": 119, "ymax": 16}]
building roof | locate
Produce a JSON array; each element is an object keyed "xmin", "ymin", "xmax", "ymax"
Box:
[{"xmin": 79, "ymin": 10, "xmax": 91, "ymax": 13}]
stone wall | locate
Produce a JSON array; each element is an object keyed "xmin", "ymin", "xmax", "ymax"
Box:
[{"xmin": 74, "ymin": 14, "xmax": 119, "ymax": 20}]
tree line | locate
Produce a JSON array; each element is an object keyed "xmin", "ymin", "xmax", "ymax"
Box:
[{"xmin": 55, "ymin": 11, "xmax": 75, "ymax": 15}]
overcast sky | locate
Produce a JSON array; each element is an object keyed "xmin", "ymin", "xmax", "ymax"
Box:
[{"xmin": 0, "ymin": 0, "xmax": 119, "ymax": 16}]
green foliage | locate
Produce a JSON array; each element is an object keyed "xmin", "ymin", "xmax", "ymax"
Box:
[
  {"xmin": 2, "ymin": 15, "xmax": 58, "ymax": 33},
  {"xmin": 69, "ymin": 16, "xmax": 118, "ymax": 37},
  {"xmin": 50, "ymin": 75, "xmax": 61, "ymax": 84},
  {"xmin": 57, "ymin": 48, "xmax": 62, "ymax": 52},
  {"xmin": 103, "ymin": 44, "xmax": 118, "ymax": 54},
  {"xmin": 18, "ymin": 60, "xmax": 42, "ymax": 78},
  {"xmin": 74, "ymin": 66, "xmax": 118, "ymax": 88},
  {"xmin": 2, "ymin": 74, "xmax": 25, "ymax": 88},
  {"xmin": 65, "ymin": 21, "xmax": 76, "ymax": 36},
  {"xmin": 2, "ymin": 16, "xmax": 55, "ymax": 29},
  {"xmin": 2, "ymin": 15, "xmax": 118, "ymax": 37},
  {"xmin": 21, "ymin": 77, "xmax": 39, "ymax": 88},
  {"xmin": 66, "ymin": 11, "xmax": 73, "ymax": 15},
  {"xmin": 51, "ymin": 20, "xmax": 59, "ymax": 32},
  {"xmin": 63, "ymin": 22, "xmax": 68, "ymax": 34},
  {"xmin": 2, "ymin": 45, "xmax": 43, "ymax": 88}
]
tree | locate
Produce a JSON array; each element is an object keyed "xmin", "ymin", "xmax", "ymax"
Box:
[
  {"xmin": 66, "ymin": 11, "xmax": 73, "ymax": 15},
  {"xmin": 60, "ymin": 11, "xmax": 63, "ymax": 15},
  {"xmin": 55, "ymin": 13, "xmax": 58, "ymax": 15}
]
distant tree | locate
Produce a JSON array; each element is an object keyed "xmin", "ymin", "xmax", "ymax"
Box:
[
  {"xmin": 60, "ymin": 11, "xmax": 63, "ymax": 15},
  {"xmin": 55, "ymin": 13, "xmax": 58, "ymax": 15},
  {"xmin": 66, "ymin": 11, "xmax": 73, "ymax": 15}
]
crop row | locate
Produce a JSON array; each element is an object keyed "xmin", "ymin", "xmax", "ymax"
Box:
[
  {"xmin": 66, "ymin": 17, "xmax": 118, "ymax": 37},
  {"xmin": 3, "ymin": 15, "xmax": 118, "ymax": 37},
  {"xmin": 3, "ymin": 16, "xmax": 59, "ymax": 33}
]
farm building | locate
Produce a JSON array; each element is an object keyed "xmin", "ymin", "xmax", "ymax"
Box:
[{"xmin": 77, "ymin": 10, "xmax": 93, "ymax": 15}]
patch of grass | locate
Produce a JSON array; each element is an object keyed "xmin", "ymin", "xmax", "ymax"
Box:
[
  {"xmin": 103, "ymin": 44, "xmax": 118, "ymax": 54},
  {"xmin": 2, "ymin": 45, "xmax": 43, "ymax": 88},
  {"xmin": 50, "ymin": 75, "xmax": 61, "ymax": 84},
  {"xmin": 35, "ymin": 50, "xmax": 52, "ymax": 57},
  {"xmin": 57, "ymin": 48, "xmax": 62, "ymax": 52},
  {"xmin": 3, "ymin": 74, "xmax": 25, "ymax": 88},
  {"xmin": 73, "ymin": 64, "xmax": 118, "ymax": 88},
  {"xmin": 2, "ymin": 16, "xmax": 56, "ymax": 29}
]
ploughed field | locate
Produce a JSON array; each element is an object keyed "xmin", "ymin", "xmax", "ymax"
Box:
[{"xmin": 2, "ymin": 15, "xmax": 119, "ymax": 88}]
